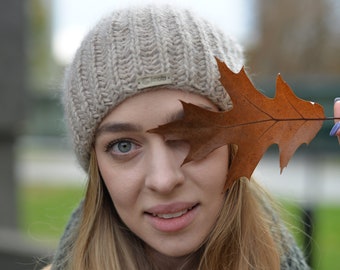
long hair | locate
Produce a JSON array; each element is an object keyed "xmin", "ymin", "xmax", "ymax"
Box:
[{"xmin": 66, "ymin": 145, "xmax": 281, "ymax": 269}]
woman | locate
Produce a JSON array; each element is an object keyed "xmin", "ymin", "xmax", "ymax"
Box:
[{"xmin": 46, "ymin": 5, "xmax": 309, "ymax": 270}]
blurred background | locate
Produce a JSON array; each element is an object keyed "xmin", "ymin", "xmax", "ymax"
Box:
[{"xmin": 0, "ymin": 0, "xmax": 339, "ymax": 269}]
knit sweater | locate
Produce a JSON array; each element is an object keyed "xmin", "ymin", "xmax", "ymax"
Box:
[{"xmin": 50, "ymin": 200, "xmax": 310, "ymax": 270}]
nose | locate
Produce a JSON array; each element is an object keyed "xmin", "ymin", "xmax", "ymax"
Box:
[{"xmin": 145, "ymin": 137, "xmax": 186, "ymax": 194}]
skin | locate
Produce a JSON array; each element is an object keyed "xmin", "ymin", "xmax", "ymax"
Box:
[
  {"xmin": 94, "ymin": 89, "xmax": 229, "ymax": 267},
  {"xmin": 334, "ymin": 98, "xmax": 340, "ymax": 143}
]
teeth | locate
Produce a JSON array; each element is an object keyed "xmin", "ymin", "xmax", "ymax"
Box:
[{"xmin": 153, "ymin": 208, "xmax": 190, "ymax": 219}]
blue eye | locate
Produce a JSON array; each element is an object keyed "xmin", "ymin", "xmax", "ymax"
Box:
[
  {"xmin": 114, "ymin": 141, "xmax": 133, "ymax": 153},
  {"xmin": 106, "ymin": 139, "xmax": 139, "ymax": 156}
]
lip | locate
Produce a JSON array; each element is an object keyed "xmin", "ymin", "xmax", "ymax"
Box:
[{"xmin": 145, "ymin": 202, "xmax": 199, "ymax": 233}]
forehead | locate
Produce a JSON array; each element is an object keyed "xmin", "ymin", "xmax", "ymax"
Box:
[{"xmin": 98, "ymin": 88, "xmax": 217, "ymax": 128}]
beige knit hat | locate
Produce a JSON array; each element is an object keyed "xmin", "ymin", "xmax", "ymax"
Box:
[{"xmin": 63, "ymin": 4, "xmax": 244, "ymax": 170}]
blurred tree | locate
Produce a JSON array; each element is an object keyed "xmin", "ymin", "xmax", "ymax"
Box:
[
  {"xmin": 24, "ymin": 0, "xmax": 66, "ymax": 137},
  {"xmin": 27, "ymin": 0, "xmax": 57, "ymax": 92},
  {"xmin": 248, "ymin": 0, "xmax": 340, "ymax": 76}
]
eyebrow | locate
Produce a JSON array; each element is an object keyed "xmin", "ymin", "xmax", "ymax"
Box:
[
  {"xmin": 95, "ymin": 104, "xmax": 214, "ymax": 137},
  {"xmin": 96, "ymin": 122, "xmax": 143, "ymax": 137},
  {"xmin": 95, "ymin": 110, "xmax": 184, "ymax": 139}
]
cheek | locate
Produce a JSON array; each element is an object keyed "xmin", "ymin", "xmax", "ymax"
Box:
[
  {"xmin": 210, "ymin": 145, "xmax": 229, "ymax": 179},
  {"xmin": 188, "ymin": 145, "xmax": 229, "ymax": 190},
  {"xmin": 97, "ymin": 159, "xmax": 142, "ymax": 208}
]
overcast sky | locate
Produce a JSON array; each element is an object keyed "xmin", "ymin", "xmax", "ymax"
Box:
[{"xmin": 52, "ymin": 0, "xmax": 256, "ymax": 64}]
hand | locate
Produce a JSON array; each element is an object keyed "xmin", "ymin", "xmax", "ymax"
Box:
[{"xmin": 330, "ymin": 97, "xmax": 340, "ymax": 143}]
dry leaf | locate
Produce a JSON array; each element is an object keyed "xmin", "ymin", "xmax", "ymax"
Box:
[{"xmin": 149, "ymin": 58, "xmax": 325, "ymax": 189}]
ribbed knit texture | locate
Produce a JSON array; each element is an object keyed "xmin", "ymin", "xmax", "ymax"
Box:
[{"xmin": 63, "ymin": 5, "xmax": 244, "ymax": 170}]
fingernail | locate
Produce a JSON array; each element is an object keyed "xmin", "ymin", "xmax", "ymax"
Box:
[
  {"xmin": 335, "ymin": 97, "xmax": 340, "ymax": 103},
  {"xmin": 330, "ymin": 122, "xmax": 340, "ymax": 136}
]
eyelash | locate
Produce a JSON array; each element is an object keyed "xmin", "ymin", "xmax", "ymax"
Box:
[{"xmin": 105, "ymin": 138, "xmax": 140, "ymax": 155}]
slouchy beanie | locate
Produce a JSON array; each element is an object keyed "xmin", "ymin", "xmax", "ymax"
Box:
[{"xmin": 63, "ymin": 4, "xmax": 244, "ymax": 170}]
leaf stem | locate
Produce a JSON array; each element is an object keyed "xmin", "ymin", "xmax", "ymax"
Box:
[
  {"xmin": 324, "ymin": 117, "xmax": 340, "ymax": 121},
  {"xmin": 272, "ymin": 117, "xmax": 340, "ymax": 121},
  {"xmin": 216, "ymin": 117, "xmax": 340, "ymax": 129}
]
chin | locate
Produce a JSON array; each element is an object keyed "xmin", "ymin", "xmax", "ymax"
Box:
[{"xmin": 156, "ymin": 244, "xmax": 201, "ymax": 258}]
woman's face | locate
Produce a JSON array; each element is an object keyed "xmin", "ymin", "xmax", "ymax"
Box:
[{"xmin": 95, "ymin": 89, "xmax": 229, "ymax": 257}]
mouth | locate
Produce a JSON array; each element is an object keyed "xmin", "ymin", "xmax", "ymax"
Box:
[
  {"xmin": 148, "ymin": 204, "xmax": 198, "ymax": 219},
  {"xmin": 145, "ymin": 203, "xmax": 200, "ymax": 232}
]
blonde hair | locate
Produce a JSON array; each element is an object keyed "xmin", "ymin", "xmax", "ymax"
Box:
[{"xmin": 66, "ymin": 146, "xmax": 282, "ymax": 269}]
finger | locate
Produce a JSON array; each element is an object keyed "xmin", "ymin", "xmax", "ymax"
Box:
[
  {"xmin": 330, "ymin": 122, "xmax": 340, "ymax": 136},
  {"xmin": 334, "ymin": 98, "xmax": 340, "ymax": 121},
  {"xmin": 333, "ymin": 98, "xmax": 340, "ymax": 143}
]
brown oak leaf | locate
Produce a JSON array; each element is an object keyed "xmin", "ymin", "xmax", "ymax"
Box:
[{"xmin": 149, "ymin": 58, "xmax": 325, "ymax": 189}]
